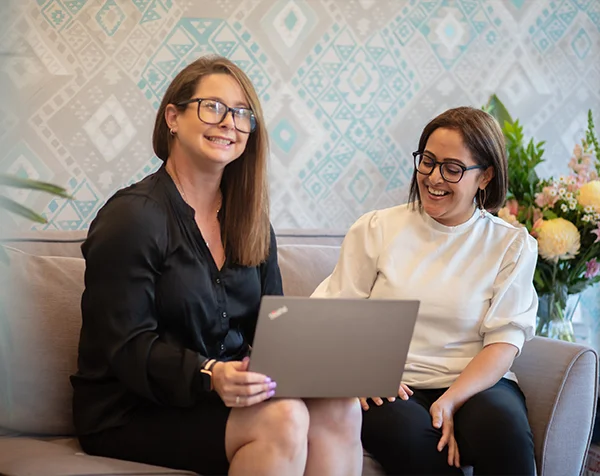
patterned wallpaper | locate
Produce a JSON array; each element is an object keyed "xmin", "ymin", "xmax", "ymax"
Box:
[{"xmin": 0, "ymin": 0, "xmax": 599, "ymax": 329}]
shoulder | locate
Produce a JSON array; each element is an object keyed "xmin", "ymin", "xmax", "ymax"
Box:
[
  {"xmin": 97, "ymin": 173, "xmax": 167, "ymax": 226},
  {"xmin": 349, "ymin": 204, "xmax": 411, "ymax": 233},
  {"xmin": 85, "ymin": 176, "xmax": 169, "ymax": 254},
  {"xmin": 482, "ymin": 213, "xmax": 537, "ymax": 258}
]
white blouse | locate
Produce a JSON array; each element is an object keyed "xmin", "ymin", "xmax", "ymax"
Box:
[{"xmin": 312, "ymin": 204, "xmax": 538, "ymax": 389}]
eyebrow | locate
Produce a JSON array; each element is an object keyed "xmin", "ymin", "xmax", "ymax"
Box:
[
  {"xmin": 423, "ymin": 150, "xmax": 466, "ymax": 165},
  {"xmin": 203, "ymin": 96, "xmax": 250, "ymax": 108}
]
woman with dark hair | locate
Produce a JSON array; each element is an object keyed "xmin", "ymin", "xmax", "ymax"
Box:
[
  {"xmin": 313, "ymin": 107, "xmax": 537, "ymax": 475},
  {"xmin": 71, "ymin": 55, "xmax": 362, "ymax": 476}
]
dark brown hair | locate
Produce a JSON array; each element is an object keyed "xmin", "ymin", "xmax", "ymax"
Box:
[
  {"xmin": 408, "ymin": 107, "xmax": 507, "ymax": 213},
  {"xmin": 152, "ymin": 55, "xmax": 270, "ymax": 267}
]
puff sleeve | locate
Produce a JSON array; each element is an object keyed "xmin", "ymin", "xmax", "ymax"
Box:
[
  {"xmin": 311, "ymin": 211, "xmax": 382, "ymax": 299},
  {"xmin": 480, "ymin": 228, "xmax": 538, "ymax": 354}
]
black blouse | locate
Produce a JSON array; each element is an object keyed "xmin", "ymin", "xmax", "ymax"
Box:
[{"xmin": 71, "ymin": 165, "xmax": 283, "ymax": 435}]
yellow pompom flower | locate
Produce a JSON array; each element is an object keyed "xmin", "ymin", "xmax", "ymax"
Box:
[
  {"xmin": 537, "ymin": 218, "xmax": 580, "ymax": 263},
  {"xmin": 578, "ymin": 180, "xmax": 600, "ymax": 212}
]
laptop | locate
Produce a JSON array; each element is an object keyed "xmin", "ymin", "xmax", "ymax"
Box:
[{"xmin": 248, "ymin": 296, "xmax": 420, "ymax": 398}]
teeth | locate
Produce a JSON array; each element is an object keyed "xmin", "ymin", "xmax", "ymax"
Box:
[
  {"xmin": 428, "ymin": 186, "xmax": 448, "ymax": 196},
  {"xmin": 207, "ymin": 137, "xmax": 232, "ymax": 145}
]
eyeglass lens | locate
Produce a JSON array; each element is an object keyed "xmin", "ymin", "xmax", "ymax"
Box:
[
  {"xmin": 198, "ymin": 99, "xmax": 256, "ymax": 133},
  {"xmin": 415, "ymin": 153, "xmax": 464, "ymax": 183}
]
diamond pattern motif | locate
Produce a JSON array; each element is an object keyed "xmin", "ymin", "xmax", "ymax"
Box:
[{"xmin": 4, "ymin": 0, "xmax": 599, "ymax": 327}]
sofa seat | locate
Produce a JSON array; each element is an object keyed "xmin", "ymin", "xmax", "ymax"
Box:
[
  {"xmin": 0, "ymin": 230, "xmax": 597, "ymax": 476},
  {"xmin": 0, "ymin": 437, "xmax": 196, "ymax": 475}
]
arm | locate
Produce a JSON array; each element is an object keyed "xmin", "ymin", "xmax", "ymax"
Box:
[
  {"xmin": 431, "ymin": 230, "xmax": 538, "ymax": 463},
  {"xmin": 311, "ymin": 210, "xmax": 382, "ymax": 298},
  {"xmin": 81, "ymin": 195, "xmax": 208, "ymax": 407},
  {"xmin": 260, "ymin": 225, "xmax": 284, "ymax": 297}
]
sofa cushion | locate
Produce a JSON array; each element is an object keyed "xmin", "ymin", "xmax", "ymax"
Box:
[
  {"xmin": 0, "ymin": 437, "xmax": 198, "ymax": 475},
  {"xmin": 0, "ymin": 247, "xmax": 84, "ymax": 435},
  {"xmin": 277, "ymin": 244, "xmax": 340, "ymax": 297}
]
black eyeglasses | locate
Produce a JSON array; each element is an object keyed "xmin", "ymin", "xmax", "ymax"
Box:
[
  {"xmin": 413, "ymin": 152, "xmax": 485, "ymax": 184},
  {"xmin": 176, "ymin": 98, "xmax": 257, "ymax": 134}
]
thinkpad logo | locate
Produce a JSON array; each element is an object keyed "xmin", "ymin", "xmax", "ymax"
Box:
[{"xmin": 268, "ymin": 305, "xmax": 288, "ymax": 320}]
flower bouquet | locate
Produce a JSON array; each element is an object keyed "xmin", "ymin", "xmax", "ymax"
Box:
[{"xmin": 488, "ymin": 96, "xmax": 600, "ymax": 341}]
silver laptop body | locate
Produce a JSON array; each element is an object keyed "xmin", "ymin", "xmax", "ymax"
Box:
[{"xmin": 248, "ymin": 296, "xmax": 420, "ymax": 398}]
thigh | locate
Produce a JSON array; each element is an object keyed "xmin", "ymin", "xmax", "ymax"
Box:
[
  {"xmin": 362, "ymin": 396, "xmax": 461, "ymax": 475},
  {"xmin": 454, "ymin": 379, "xmax": 534, "ymax": 468},
  {"xmin": 79, "ymin": 394, "xmax": 231, "ymax": 476},
  {"xmin": 225, "ymin": 397, "xmax": 309, "ymax": 461}
]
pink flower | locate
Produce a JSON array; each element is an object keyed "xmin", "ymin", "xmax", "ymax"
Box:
[
  {"xmin": 533, "ymin": 208, "xmax": 543, "ymax": 224},
  {"xmin": 531, "ymin": 217, "xmax": 544, "ymax": 238},
  {"xmin": 535, "ymin": 186, "xmax": 559, "ymax": 208},
  {"xmin": 506, "ymin": 199, "xmax": 519, "ymax": 216},
  {"xmin": 585, "ymin": 258, "xmax": 600, "ymax": 279}
]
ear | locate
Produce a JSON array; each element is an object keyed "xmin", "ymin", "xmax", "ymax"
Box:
[
  {"xmin": 480, "ymin": 166, "xmax": 495, "ymax": 189},
  {"xmin": 165, "ymin": 104, "xmax": 179, "ymax": 132}
]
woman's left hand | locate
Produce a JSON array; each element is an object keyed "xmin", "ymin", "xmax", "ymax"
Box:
[{"xmin": 429, "ymin": 397, "xmax": 460, "ymax": 468}]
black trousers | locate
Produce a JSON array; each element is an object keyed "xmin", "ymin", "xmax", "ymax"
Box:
[{"xmin": 361, "ymin": 378, "xmax": 535, "ymax": 476}]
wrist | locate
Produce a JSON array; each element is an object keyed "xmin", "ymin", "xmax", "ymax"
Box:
[{"xmin": 199, "ymin": 359, "xmax": 219, "ymax": 392}]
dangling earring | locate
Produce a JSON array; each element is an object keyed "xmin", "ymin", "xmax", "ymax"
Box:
[{"xmin": 478, "ymin": 188, "xmax": 487, "ymax": 218}]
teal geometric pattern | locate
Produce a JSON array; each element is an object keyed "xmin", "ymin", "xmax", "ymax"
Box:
[
  {"xmin": 293, "ymin": 23, "xmax": 418, "ymax": 212},
  {"xmin": 95, "ymin": 0, "xmax": 126, "ymax": 37},
  {"xmin": 392, "ymin": 0, "xmax": 504, "ymax": 70},
  {"xmin": 5, "ymin": 0, "xmax": 600, "ymax": 327},
  {"xmin": 41, "ymin": 0, "xmax": 74, "ymax": 31},
  {"xmin": 139, "ymin": 18, "xmax": 271, "ymax": 111},
  {"xmin": 529, "ymin": 0, "xmax": 600, "ymax": 54}
]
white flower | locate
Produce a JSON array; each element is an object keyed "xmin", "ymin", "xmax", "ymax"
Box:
[
  {"xmin": 561, "ymin": 204, "xmax": 569, "ymax": 212},
  {"xmin": 583, "ymin": 215, "xmax": 590, "ymax": 222},
  {"xmin": 585, "ymin": 205, "xmax": 595, "ymax": 213},
  {"xmin": 550, "ymin": 189, "xmax": 558, "ymax": 197},
  {"xmin": 559, "ymin": 188, "xmax": 566, "ymax": 196},
  {"xmin": 566, "ymin": 192, "xmax": 574, "ymax": 200},
  {"xmin": 569, "ymin": 200, "xmax": 577, "ymax": 210}
]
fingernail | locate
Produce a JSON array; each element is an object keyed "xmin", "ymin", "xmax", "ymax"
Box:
[
  {"xmin": 268, "ymin": 390, "xmax": 275, "ymax": 397},
  {"xmin": 402, "ymin": 395, "xmax": 408, "ymax": 400},
  {"xmin": 265, "ymin": 377, "xmax": 271, "ymax": 383},
  {"xmin": 269, "ymin": 381, "xmax": 277, "ymax": 389}
]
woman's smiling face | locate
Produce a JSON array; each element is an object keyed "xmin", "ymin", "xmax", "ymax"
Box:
[{"xmin": 416, "ymin": 127, "xmax": 494, "ymax": 227}]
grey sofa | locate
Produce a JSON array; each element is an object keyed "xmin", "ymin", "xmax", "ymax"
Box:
[{"xmin": 0, "ymin": 229, "xmax": 597, "ymax": 476}]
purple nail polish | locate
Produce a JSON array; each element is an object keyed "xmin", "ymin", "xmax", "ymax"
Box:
[
  {"xmin": 268, "ymin": 390, "xmax": 275, "ymax": 397},
  {"xmin": 265, "ymin": 377, "xmax": 271, "ymax": 383},
  {"xmin": 269, "ymin": 381, "xmax": 277, "ymax": 389}
]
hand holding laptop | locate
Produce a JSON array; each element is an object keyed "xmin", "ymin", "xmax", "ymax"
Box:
[
  {"xmin": 212, "ymin": 357, "xmax": 278, "ymax": 408},
  {"xmin": 360, "ymin": 383, "xmax": 414, "ymax": 411}
]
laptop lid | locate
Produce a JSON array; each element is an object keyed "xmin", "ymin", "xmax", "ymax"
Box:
[{"xmin": 248, "ymin": 296, "xmax": 420, "ymax": 398}]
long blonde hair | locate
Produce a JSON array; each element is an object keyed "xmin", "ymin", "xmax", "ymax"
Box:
[{"xmin": 153, "ymin": 55, "xmax": 270, "ymax": 266}]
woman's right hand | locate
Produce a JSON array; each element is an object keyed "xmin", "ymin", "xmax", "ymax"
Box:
[
  {"xmin": 211, "ymin": 357, "xmax": 277, "ymax": 408},
  {"xmin": 360, "ymin": 383, "xmax": 413, "ymax": 410}
]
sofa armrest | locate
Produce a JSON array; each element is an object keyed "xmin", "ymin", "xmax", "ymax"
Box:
[{"xmin": 512, "ymin": 336, "xmax": 598, "ymax": 476}]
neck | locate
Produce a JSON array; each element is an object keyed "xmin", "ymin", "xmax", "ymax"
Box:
[{"xmin": 166, "ymin": 156, "xmax": 223, "ymax": 219}]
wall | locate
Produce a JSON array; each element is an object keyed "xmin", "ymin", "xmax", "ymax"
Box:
[{"xmin": 0, "ymin": 0, "xmax": 599, "ymax": 323}]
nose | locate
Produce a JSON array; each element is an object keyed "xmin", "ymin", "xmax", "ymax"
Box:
[
  {"xmin": 428, "ymin": 164, "xmax": 444, "ymax": 184},
  {"xmin": 219, "ymin": 109, "xmax": 235, "ymax": 129}
]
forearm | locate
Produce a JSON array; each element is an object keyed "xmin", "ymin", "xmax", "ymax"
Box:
[{"xmin": 441, "ymin": 342, "xmax": 518, "ymax": 411}]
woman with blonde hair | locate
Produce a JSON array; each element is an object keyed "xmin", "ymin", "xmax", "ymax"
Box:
[{"xmin": 71, "ymin": 55, "xmax": 362, "ymax": 476}]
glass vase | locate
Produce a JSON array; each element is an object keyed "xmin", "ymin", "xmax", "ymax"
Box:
[{"xmin": 536, "ymin": 284, "xmax": 580, "ymax": 342}]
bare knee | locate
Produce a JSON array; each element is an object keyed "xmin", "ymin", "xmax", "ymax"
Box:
[
  {"xmin": 308, "ymin": 398, "xmax": 362, "ymax": 441},
  {"xmin": 260, "ymin": 399, "xmax": 310, "ymax": 454}
]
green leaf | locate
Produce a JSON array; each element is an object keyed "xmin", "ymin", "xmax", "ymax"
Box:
[
  {"xmin": 0, "ymin": 196, "xmax": 47, "ymax": 223},
  {"xmin": 0, "ymin": 175, "xmax": 72, "ymax": 199},
  {"xmin": 486, "ymin": 94, "xmax": 514, "ymax": 128}
]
